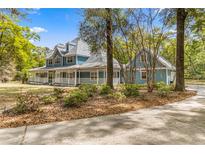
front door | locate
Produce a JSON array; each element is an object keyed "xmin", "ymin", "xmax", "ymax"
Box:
[{"xmin": 48, "ymin": 71, "xmax": 55, "ymax": 85}]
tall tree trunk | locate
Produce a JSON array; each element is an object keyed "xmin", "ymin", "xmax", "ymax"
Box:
[
  {"xmin": 175, "ymin": 8, "xmax": 187, "ymax": 91},
  {"xmin": 106, "ymin": 8, "xmax": 114, "ymax": 89}
]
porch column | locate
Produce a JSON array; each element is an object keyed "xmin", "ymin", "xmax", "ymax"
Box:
[
  {"xmin": 67, "ymin": 71, "xmax": 69, "ymax": 85},
  {"xmin": 118, "ymin": 70, "xmax": 120, "ymax": 84},
  {"xmin": 78, "ymin": 70, "xmax": 81, "ymax": 84},
  {"xmin": 166, "ymin": 69, "xmax": 169, "ymax": 85},
  {"xmin": 74, "ymin": 70, "xmax": 77, "ymax": 86},
  {"xmin": 97, "ymin": 69, "xmax": 99, "ymax": 84},
  {"xmin": 47, "ymin": 71, "xmax": 48, "ymax": 83}
]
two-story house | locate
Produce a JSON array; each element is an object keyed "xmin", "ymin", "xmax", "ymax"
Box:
[{"xmin": 28, "ymin": 38, "xmax": 121, "ymax": 86}]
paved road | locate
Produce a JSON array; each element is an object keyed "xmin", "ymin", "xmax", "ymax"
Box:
[{"xmin": 0, "ymin": 85, "xmax": 205, "ymax": 144}]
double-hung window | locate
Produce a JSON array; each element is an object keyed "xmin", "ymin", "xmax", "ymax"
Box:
[
  {"xmin": 68, "ymin": 72, "xmax": 75, "ymax": 79},
  {"xmin": 55, "ymin": 56, "xmax": 61, "ymax": 64},
  {"xmin": 48, "ymin": 59, "xmax": 53, "ymax": 65},
  {"xmin": 67, "ymin": 57, "xmax": 74, "ymax": 63},
  {"xmin": 90, "ymin": 72, "xmax": 97, "ymax": 81},
  {"xmin": 113, "ymin": 72, "xmax": 119, "ymax": 78},
  {"xmin": 141, "ymin": 71, "xmax": 147, "ymax": 80},
  {"xmin": 60, "ymin": 72, "xmax": 67, "ymax": 78}
]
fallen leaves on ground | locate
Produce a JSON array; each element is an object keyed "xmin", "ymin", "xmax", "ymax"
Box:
[{"xmin": 0, "ymin": 90, "xmax": 196, "ymax": 128}]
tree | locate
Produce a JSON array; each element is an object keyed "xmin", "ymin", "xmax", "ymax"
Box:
[
  {"xmin": 80, "ymin": 9, "xmax": 114, "ymax": 88},
  {"xmin": 161, "ymin": 9, "xmax": 205, "ymax": 81},
  {"xmin": 113, "ymin": 9, "xmax": 140, "ymax": 84},
  {"xmin": 130, "ymin": 9, "xmax": 172, "ymax": 92},
  {"xmin": 175, "ymin": 9, "xmax": 188, "ymax": 91},
  {"xmin": 105, "ymin": 8, "xmax": 114, "ymax": 88},
  {"xmin": 0, "ymin": 12, "xmax": 40, "ymax": 82}
]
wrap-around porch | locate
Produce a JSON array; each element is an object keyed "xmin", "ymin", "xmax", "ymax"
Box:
[{"xmin": 28, "ymin": 68, "xmax": 120, "ymax": 86}]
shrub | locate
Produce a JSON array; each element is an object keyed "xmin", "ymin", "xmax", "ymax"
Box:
[
  {"xmin": 4, "ymin": 93, "xmax": 39, "ymax": 115},
  {"xmin": 79, "ymin": 84, "xmax": 97, "ymax": 97},
  {"xmin": 157, "ymin": 85, "xmax": 172, "ymax": 97},
  {"xmin": 99, "ymin": 84, "xmax": 111, "ymax": 95},
  {"xmin": 108, "ymin": 91, "xmax": 126, "ymax": 101},
  {"xmin": 154, "ymin": 81, "xmax": 167, "ymax": 90},
  {"xmin": 53, "ymin": 88, "xmax": 64, "ymax": 99},
  {"xmin": 64, "ymin": 90, "xmax": 88, "ymax": 107},
  {"xmin": 122, "ymin": 84, "xmax": 139, "ymax": 97},
  {"xmin": 41, "ymin": 95, "xmax": 56, "ymax": 105}
]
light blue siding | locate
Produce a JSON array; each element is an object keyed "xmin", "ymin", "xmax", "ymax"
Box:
[
  {"xmin": 63, "ymin": 56, "xmax": 76, "ymax": 66},
  {"xmin": 130, "ymin": 52, "xmax": 164, "ymax": 68},
  {"xmin": 135, "ymin": 69, "xmax": 167, "ymax": 84},
  {"xmin": 46, "ymin": 50, "xmax": 63, "ymax": 67}
]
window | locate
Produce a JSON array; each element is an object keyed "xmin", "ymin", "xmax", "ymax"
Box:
[
  {"xmin": 67, "ymin": 56, "xmax": 74, "ymax": 63},
  {"xmin": 90, "ymin": 72, "xmax": 97, "ymax": 81},
  {"xmin": 60, "ymin": 72, "xmax": 67, "ymax": 78},
  {"xmin": 113, "ymin": 72, "xmax": 119, "ymax": 78},
  {"xmin": 68, "ymin": 72, "xmax": 75, "ymax": 79},
  {"xmin": 55, "ymin": 56, "xmax": 61, "ymax": 64},
  {"xmin": 41, "ymin": 73, "xmax": 47, "ymax": 78},
  {"xmin": 36, "ymin": 73, "xmax": 40, "ymax": 77},
  {"xmin": 141, "ymin": 71, "xmax": 147, "ymax": 80},
  {"xmin": 48, "ymin": 59, "xmax": 53, "ymax": 65}
]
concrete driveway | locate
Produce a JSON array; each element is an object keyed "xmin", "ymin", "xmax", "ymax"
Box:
[{"xmin": 0, "ymin": 85, "xmax": 205, "ymax": 145}]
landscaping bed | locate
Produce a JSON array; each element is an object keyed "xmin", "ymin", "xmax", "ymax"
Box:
[{"xmin": 0, "ymin": 84, "xmax": 196, "ymax": 128}]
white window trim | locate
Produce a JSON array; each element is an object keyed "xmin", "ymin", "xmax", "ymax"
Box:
[
  {"xmin": 68, "ymin": 72, "xmax": 75, "ymax": 79},
  {"xmin": 141, "ymin": 70, "xmax": 147, "ymax": 80},
  {"xmin": 90, "ymin": 71, "xmax": 97, "ymax": 81},
  {"xmin": 113, "ymin": 71, "xmax": 119, "ymax": 78},
  {"xmin": 54, "ymin": 55, "xmax": 61, "ymax": 64},
  {"xmin": 48, "ymin": 59, "xmax": 53, "ymax": 65},
  {"xmin": 67, "ymin": 56, "xmax": 74, "ymax": 63}
]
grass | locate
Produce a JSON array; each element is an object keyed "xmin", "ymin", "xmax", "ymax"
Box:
[
  {"xmin": 0, "ymin": 82, "xmax": 74, "ymax": 110},
  {"xmin": 185, "ymin": 79, "xmax": 205, "ymax": 85}
]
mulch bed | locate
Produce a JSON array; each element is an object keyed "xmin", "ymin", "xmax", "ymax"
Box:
[{"xmin": 0, "ymin": 90, "xmax": 196, "ymax": 128}]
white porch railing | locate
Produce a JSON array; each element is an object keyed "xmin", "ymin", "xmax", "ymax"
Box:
[
  {"xmin": 28, "ymin": 77, "xmax": 120, "ymax": 86},
  {"xmin": 79, "ymin": 78, "xmax": 120, "ymax": 85},
  {"xmin": 28, "ymin": 77, "xmax": 48, "ymax": 84},
  {"xmin": 55, "ymin": 77, "xmax": 75, "ymax": 85}
]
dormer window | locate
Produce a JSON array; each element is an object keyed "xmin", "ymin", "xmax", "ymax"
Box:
[
  {"xmin": 48, "ymin": 59, "xmax": 53, "ymax": 65},
  {"xmin": 55, "ymin": 56, "xmax": 61, "ymax": 64},
  {"xmin": 67, "ymin": 56, "xmax": 74, "ymax": 63}
]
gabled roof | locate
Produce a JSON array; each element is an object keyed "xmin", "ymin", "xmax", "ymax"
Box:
[
  {"xmin": 46, "ymin": 37, "xmax": 91, "ymax": 59},
  {"xmin": 157, "ymin": 55, "xmax": 176, "ymax": 70},
  {"xmin": 46, "ymin": 44, "xmax": 66, "ymax": 59},
  {"xmin": 77, "ymin": 50, "xmax": 120, "ymax": 69},
  {"xmin": 64, "ymin": 38, "xmax": 90, "ymax": 57},
  {"xmin": 129, "ymin": 49, "xmax": 175, "ymax": 70}
]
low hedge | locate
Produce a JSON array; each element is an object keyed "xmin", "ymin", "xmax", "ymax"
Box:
[{"xmin": 64, "ymin": 90, "xmax": 89, "ymax": 107}]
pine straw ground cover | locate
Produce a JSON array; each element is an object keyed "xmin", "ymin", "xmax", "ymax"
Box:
[{"xmin": 0, "ymin": 90, "xmax": 196, "ymax": 128}]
